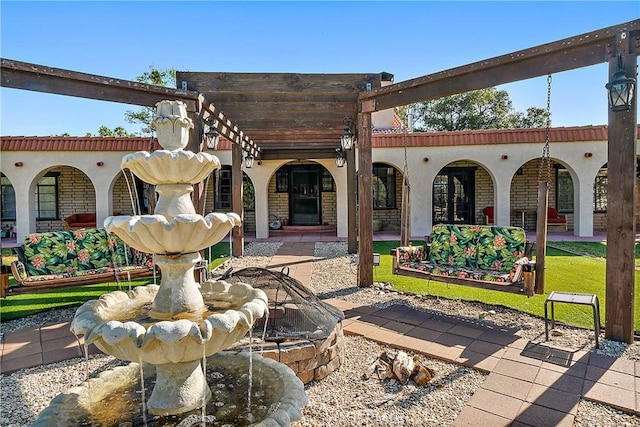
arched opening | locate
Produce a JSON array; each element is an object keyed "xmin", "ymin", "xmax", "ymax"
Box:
[
  {"xmin": 432, "ymin": 161, "xmax": 479, "ymax": 225},
  {"xmin": 269, "ymin": 162, "xmax": 336, "ymax": 227},
  {"xmin": 203, "ymin": 165, "xmax": 255, "ymax": 233},
  {"xmin": 32, "ymin": 166, "xmax": 96, "ymax": 233}
]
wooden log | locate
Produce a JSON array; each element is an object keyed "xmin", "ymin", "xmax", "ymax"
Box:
[{"xmin": 347, "ymin": 149, "xmax": 357, "ymax": 253}]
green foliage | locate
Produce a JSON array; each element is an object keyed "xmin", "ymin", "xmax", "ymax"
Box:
[
  {"xmin": 124, "ymin": 67, "xmax": 177, "ymax": 135},
  {"xmin": 97, "ymin": 125, "xmax": 137, "ymax": 137},
  {"xmin": 400, "ymin": 88, "xmax": 550, "ymax": 131}
]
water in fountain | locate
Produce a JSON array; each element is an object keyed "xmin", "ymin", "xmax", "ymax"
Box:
[{"xmin": 33, "ymin": 100, "xmax": 307, "ymax": 426}]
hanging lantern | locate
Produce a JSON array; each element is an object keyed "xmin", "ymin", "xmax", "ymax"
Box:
[
  {"xmin": 244, "ymin": 154, "xmax": 254, "ymax": 168},
  {"xmin": 606, "ymin": 54, "xmax": 636, "ymax": 112},
  {"xmin": 335, "ymin": 148, "xmax": 346, "ymax": 167},
  {"xmin": 204, "ymin": 119, "xmax": 220, "ymax": 149},
  {"xmin": 340, "ymin": 118, "xmax": 354, "ymax": 150}
]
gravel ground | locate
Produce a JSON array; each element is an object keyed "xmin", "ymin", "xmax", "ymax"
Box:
[{"xmin": 1, "ymin": 241, "xmax": 639, "ymax": 426}]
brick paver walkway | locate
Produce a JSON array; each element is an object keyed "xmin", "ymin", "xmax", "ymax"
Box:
[{"xmin": 1, "ymin": 240, "xmax": 638, "ymax": 426}]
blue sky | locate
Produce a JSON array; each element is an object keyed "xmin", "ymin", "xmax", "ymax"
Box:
[{"xmin": 1, "ymin": 1, "xmax": 638, "ymax": 136}]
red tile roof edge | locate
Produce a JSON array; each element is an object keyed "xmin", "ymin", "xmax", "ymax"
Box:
[
  {"xmin": 2, "ymin": 126, "xmax": 639, "ymax": 151},
  {"xmin": 0, "ymin": 136, "xmax": 157, "ymax": 152}
]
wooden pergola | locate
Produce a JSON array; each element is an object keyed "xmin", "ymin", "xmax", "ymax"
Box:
[{"xmin": 1, "ymin": 19, "xmax": 637, "ymax": 343}]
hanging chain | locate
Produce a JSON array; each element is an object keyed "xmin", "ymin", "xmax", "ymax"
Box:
[
  {"xmin": 402, "ymin": 106, "xmax": 411, "ymax": 189},
  {"xmin": 149, "ymin": 130, "xmax": 156, "ymax": 153},
  {"xmin": 537, "ymin": 74, "xmax": 552, "ymax": 185}
]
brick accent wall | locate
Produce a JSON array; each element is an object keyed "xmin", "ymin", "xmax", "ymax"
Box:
[
  {"xmin": 321, "ymin": 191, "xmax": 337, "ymax": 225},
  {"xmin": 475, "ymin": 167, "xmax": 494, "ymax": 225},
  {"xmin": 112, "ymin": 174, "xmax": 136, "ymax": 216},
  {"xmin": 37, "ymin": 166, "xmax": 96, "ymax": 233}
]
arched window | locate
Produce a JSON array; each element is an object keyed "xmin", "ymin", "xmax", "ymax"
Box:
[
  {"xmin": 1, "ymin": 173, "xmax": 16, "ymax": 220},
  {"xmin": 372, "ymin": 163, "xmax": 396, "ymax": 209}
]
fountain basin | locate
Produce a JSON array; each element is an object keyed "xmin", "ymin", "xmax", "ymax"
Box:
[
  {"xmin": 122, "ymin": 150, "xmax": 220, "ymax": 185},
  {"xmin": 72, "ymin": 282, "xmax": 268, "ymax": 365},
  {"xmin": 33, "ymin": 352, "xmax": 308, "ymax": 426},
  {"xmin": 72, "ymin": 281, "xmax": 268, "ymax": 415},
  {"xmin": 104, "ymin": 212, "xmax": 241, "ymax": 255}
]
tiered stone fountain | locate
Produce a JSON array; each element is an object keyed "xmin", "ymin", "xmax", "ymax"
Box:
[{"xmin": 34, "ymin": 100, "xmax": 307, "ymax": 426}]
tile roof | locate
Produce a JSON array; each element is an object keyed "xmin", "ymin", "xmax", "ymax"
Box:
[
  {"xmin": 0, "ymin": 136, "xmax": 156, "ymax": 151},
  {"xmin": 2, "ymin": 126, "xmax": 638, "ymax": 152},
  {"xmin": 372, "ymin": 125, "xmax": 640, "ymax": 148}
]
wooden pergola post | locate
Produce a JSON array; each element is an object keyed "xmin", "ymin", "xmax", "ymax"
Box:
[
  {"xmin": 357, "ymin": 111, "xmax": 373, "ymax": 287},
  {"xmin": 347, "ymin": 148, "xmax": 357, "ymax": 253},
  {"xmin": 231, "ymin": 140, "xmax": 244, "ymax": 257},
  {"xmin": 605, "ymin": 31, "xmax": 637, "ymax": 344}
]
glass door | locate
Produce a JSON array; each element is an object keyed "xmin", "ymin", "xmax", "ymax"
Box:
[
  {"xmin": 433, "ymin": 168, "xmax": 475, "ymax": 224},
  {"xmin": 290, "ymin": 169, "xmax": 321, "ymax": 225}
]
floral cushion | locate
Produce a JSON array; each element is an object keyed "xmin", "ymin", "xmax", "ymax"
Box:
[
  {"xmin": 20, "ymin": 228, "xmax": 153, "ymax": 281},
  {"xmin": 397, "ymin": 224, "xmax": 528, "ymax": 285},
  {"xmin": 476, "ymin": 226, "xmax": 525, "ymax": 273},
  {"xmin": 396, "ymin": 245, "xmax": 428, "ymax": 265}
]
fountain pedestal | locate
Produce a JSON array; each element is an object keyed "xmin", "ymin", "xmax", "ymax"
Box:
[
  {"xmin": 151, "ymin": 252, "xmax": 205, "ymax": 317},
  {"xmin": 149, "ymin": 359, "xmax": 212, "ymax": 415}
]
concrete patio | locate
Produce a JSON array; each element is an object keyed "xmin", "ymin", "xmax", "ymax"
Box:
[{"xmin": 1, "ymin": 240, "xmax": 638, "ymax": 426}]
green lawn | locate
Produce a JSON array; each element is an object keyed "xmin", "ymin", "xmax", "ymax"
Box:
[
  {"xmin": 2, "ymin": 240, "xmax": 639, "ymax": 334},
  {"xmin": 373, "ymin": 241, "xmax": 640, "ymax": 333},
  {"xmin": 0, "ymin": 242, "xmax": 232, "ymax": 322}
]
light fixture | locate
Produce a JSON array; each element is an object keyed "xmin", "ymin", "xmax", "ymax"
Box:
[
  {"xmin": 96, "ymin": 161, "xmax": 104, "ymax": 167},
  {"xmin": 584, "ymin": 152, "xmax": 593, "ymax": 158},
  {"xmin": 606, "ymin": 53, "xmax": 636, "ymax": 112},
  {"xmin": 244, "ymin": 153, "xmax": 254, "ymax": 168},
  {"xmin": 335, "ymin": 148, "xmax": 346, "ymax": 167},
  {"xmin": 203, "ymin": 119, "xmax": 220, "ymax": 150},
  {"xmin": 501, "ymin": 154, "xmax": 509, "ymax": 160},
  {"xmin": 340, "ymin": 117, "xmax": 354, "ymax": 150},
  {"xmin": 14, "ymin": 162, "xmax": 23, "ymax": 167}
]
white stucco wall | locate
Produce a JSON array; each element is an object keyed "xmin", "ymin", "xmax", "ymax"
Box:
[{"xmin": 0, "ymin": 137, "xmax": 623, "ymax": 242}]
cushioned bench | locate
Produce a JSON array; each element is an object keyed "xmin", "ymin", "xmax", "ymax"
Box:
[
  {"xmin": 392, "ymin": 224, "xmax": 535, "ymax": 296},
  {"xmin": 64, "ymin": 213, "xmax": 97, "ymax": 230},
  {"xmin": 8, "ymin": 228, "xmax": 154, "ymax": 295}
]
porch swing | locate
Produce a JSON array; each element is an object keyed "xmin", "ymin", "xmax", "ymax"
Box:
[{"xmin": 391, "ymin": 76, "xmax": 554, "ymax": 296}]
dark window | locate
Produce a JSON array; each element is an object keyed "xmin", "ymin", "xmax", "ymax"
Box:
[
  {"xmin": 556, "ymin": 166, "xmax": 607, "ymax": 213},
  {"xmin": 372, "ymin": 163, "xmax": 396, "ymax": 209},
  {"xmin": 556, "ymin": 168, "xmax": 574, "ymax": 212},
  {"xmin": 1, "ymin": 173, "xmax": 16, "ymax": 220},
  {"xmin": 593, "ymin": 168, "xmax": 607, "ymax": 213},
  {"xmin": 276, "ymin": 169, "xmax": 289, "ymax": 192},
  {"xmin": 214, "ymin": 166, "xmax": 255, "ymax": 211},
  {"xmin": 214, "ymin": 167, "xmax": 232, "ymax": 210},
  {"xmin": 36, "ymin": 172, "xmax": 59, "ymax": 219},
  {"xmin": 321, "ymin": 170, "xmax": 335, "ymax": 192}
]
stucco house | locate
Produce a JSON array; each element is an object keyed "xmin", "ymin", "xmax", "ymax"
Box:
[{"xmin": 2, "ymin": 124, "xmax": 639, "ymax": 243}]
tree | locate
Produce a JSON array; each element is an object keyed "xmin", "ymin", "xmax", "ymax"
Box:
[
  {"xmin": 97, "ymin": 125, "xmax": 137, "ymax": 137},
  {"xmin": 399, "ymin": 88, "xmax": 549, "ymax": 131},
  {"xmin": 124, "ymin": 67, "xmax": 177, "ymax": 135}
]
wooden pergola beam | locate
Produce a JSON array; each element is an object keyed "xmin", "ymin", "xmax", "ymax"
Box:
[
  {"xmin": 360, "ymin": 20, "xmax": 639, "ymax": 111},
  {"xmin": 199, "ymin": 95, "xmax": 262, "ymax": 158},
  {"xmin": 1, "ymin": 58, "xmax": 199, "ymax": 111}
]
